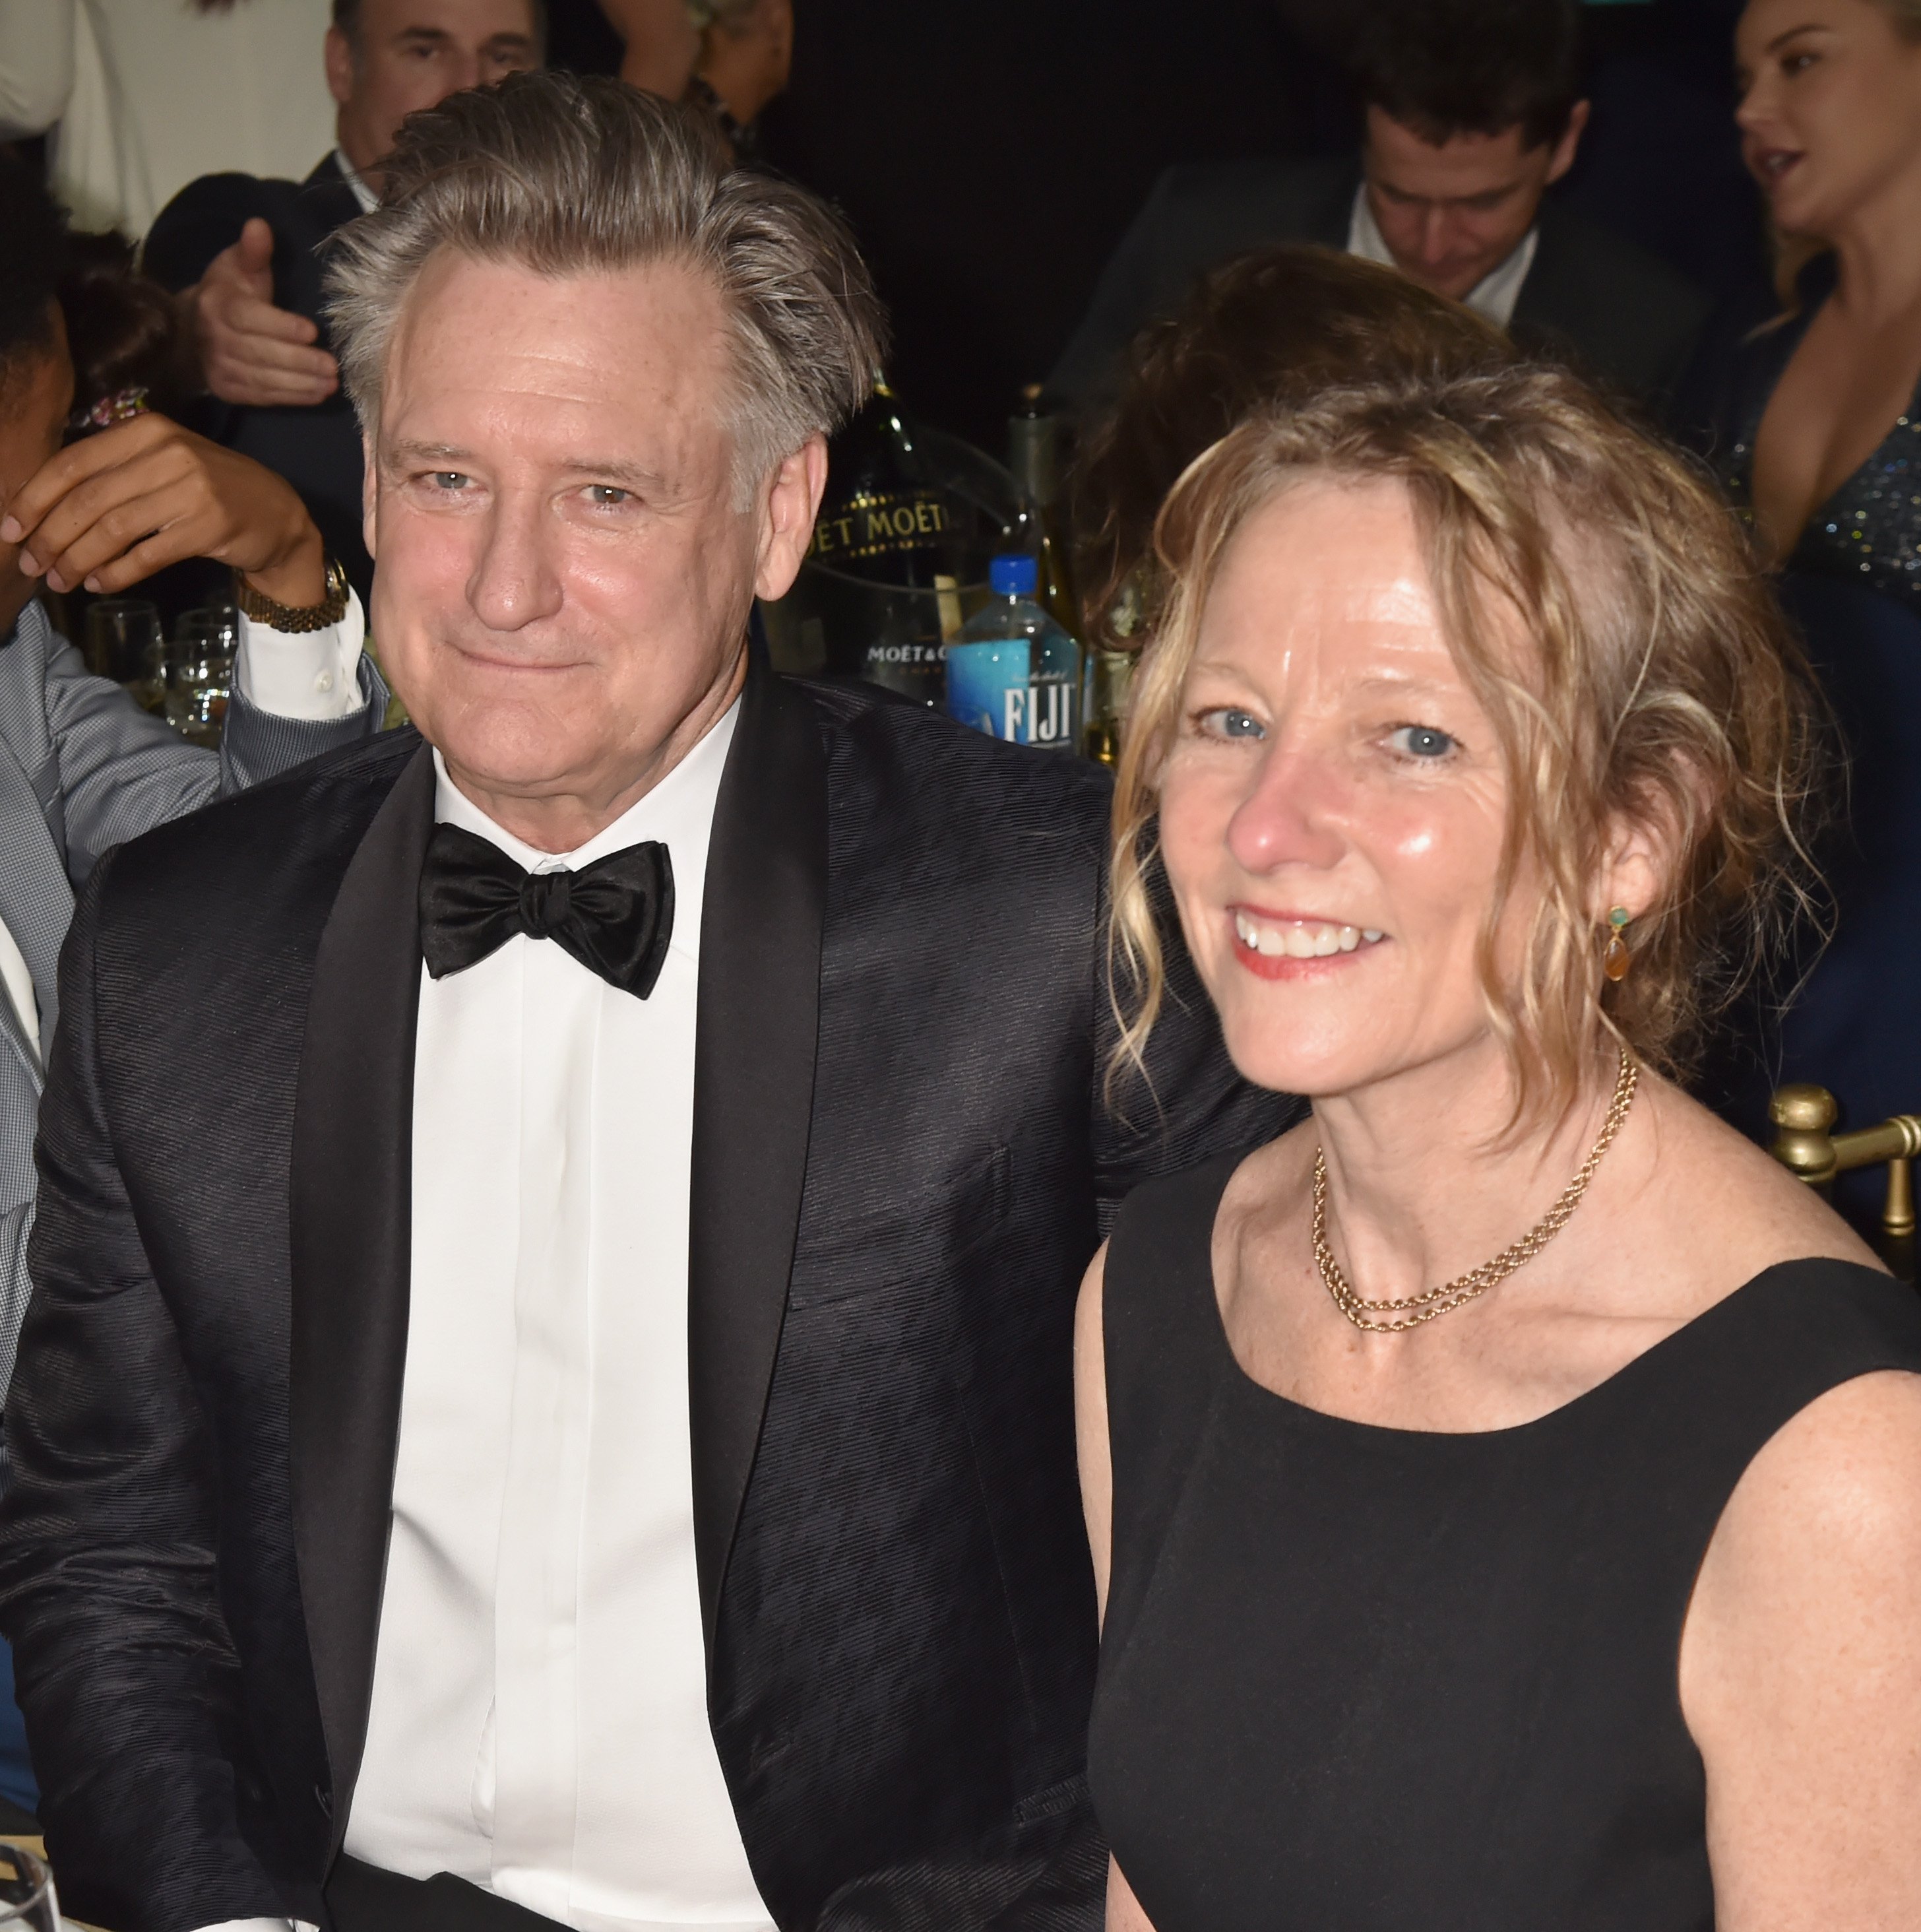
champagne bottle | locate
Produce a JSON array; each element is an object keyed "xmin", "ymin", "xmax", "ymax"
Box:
[
  {"xmin": 809, "ymin": 378, "xmax": 972, "ymax": 587},
  {"xmin": 1006, "ymin": 386, "xmax": 1081, "ymax": 639},
  {"xmin": 805, "ymin": 375, "xmax": 976, "ymax": 701}
]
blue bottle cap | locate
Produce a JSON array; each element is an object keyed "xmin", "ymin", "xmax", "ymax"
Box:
[{"xmin": 990, "ymin": 553, "xmax": 1039, "ymax": 596}]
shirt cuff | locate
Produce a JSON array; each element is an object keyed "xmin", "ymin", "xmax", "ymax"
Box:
[{"xmin": 236, "ymin": 587, "xmax": 368, "ymax": 723}]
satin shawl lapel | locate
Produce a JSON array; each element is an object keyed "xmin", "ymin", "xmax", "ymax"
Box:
[
  {"xmin": 289, "ymin": 742, "xmax": 434, "ymax": 1843},
  {"xmin": 689, "ymin": 666, "xmax": 826, "ymax": 1653}
]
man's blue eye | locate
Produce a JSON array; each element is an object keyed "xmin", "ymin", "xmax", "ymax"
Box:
[{"xmin": 1389, "ymin": 724, "xmax": 1456, "ymax": 759}]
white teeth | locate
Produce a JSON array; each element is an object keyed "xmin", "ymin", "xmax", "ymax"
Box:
[{"xmin": 1234, "ymin": 913, "xmax": 1387, "ymax": 956}]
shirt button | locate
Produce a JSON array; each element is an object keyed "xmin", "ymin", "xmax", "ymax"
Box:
[{"xmin": 313, "ymin": 670, "xmax": 334, "ymax": 693}]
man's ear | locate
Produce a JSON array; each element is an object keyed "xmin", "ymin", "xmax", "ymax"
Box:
[
  {"xmin": 1545, "ymin": 100, "xmax": 1591, "ymax": 188},
  {"xmin": 753, "ymin": 432, "xmax": 827, "ymax": 603},
  {"xmin": 361, "ymin": 430, "xmax": 379, "ymax": 562},
  {"xmin": 325, "ymin": 26, "xmax": 356, "ymax": 110}
]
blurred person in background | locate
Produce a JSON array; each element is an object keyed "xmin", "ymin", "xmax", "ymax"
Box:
[
  {"xmin": 141, "ymin": 0, "xmax": 545, "ymax": 602},
  {"xmin": 592, "ymin": 0, "xmax": 789, "ymax": 158},
  {"xmin": 0, "ymin": 0, "xmax": 336, "ymax": 240},
  {"xmin": 1050, "ymin": 0, "xmax": 1708, "ymax": 420},
  {"xmin": 1071, "ymin": 245, "xmax": 1511, "ymax": 654},
  {"xmin": 1078, "ymin": 356, "xmax": 1921, "ymax": 1932},
  {"xmin": 1705, "ymin": 0, "xmax": 1921, "ymax": 600},
  {"xmin": 0, "ymin": 153, "xmax": 388, "ymax": 1825},
  {"xmin": 1690, "ymin": 0, "xmax": 1921, "ymax": 1167}
]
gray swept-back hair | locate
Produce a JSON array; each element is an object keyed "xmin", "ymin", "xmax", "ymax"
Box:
[{"xmin": 325, "ymin": 70, "xmax": 885, "ymax": 505}]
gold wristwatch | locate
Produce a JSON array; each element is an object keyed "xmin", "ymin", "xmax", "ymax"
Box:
[{"xmin": 232, "ymin": 554, "xmax": 350, "ymax": 633}]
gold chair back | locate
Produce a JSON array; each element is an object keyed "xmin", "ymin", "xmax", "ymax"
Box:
[{"xmin": 1768, "ymin": 1083, "xmax": 1921, "ymax": 1279}]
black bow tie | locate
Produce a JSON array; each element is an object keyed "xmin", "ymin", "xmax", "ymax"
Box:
[{"xmin": 418, "ymin": 821, "xmax": 676, "ymax": 998}]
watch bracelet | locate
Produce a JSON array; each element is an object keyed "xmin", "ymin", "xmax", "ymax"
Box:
[{"xmin": 232, "ymin": 555, "xmax": 350, "ymax": 634}]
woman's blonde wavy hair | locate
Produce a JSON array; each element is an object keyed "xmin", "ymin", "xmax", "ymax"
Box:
[{"xmin": 1108, "ymin": 362, "xmax": 1827, "ymax": 1128}]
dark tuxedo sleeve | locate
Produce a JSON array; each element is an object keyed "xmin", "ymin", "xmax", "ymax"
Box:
[
  {"xmin": 0, "ymin": 854, "xmax": 285, "ymax": 1932},
  {"xmin": 1090, "ymin": 850, "xmax": 1302, "ymax": 1229}
]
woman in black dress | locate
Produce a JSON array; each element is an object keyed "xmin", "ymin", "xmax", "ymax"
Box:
[{"xmin": 1076, "ymin": 357, "xmax": 1921, "ymax": 1930}]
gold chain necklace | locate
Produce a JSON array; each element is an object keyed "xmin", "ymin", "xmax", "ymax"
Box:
[{"xmin": 1311, "ymin": 1047, "xmax": 1640, "ymax": 1334}]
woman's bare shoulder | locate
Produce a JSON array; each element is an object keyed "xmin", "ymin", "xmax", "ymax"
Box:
[{"xmin": 1637, "ymin": 1083, "xmax": 1883, "ymax": 1284}]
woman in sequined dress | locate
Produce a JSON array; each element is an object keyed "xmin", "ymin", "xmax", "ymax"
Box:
[
  {"xmin": 1693, "ymin": 0, "xmax": 1921, "ymax": 1152},
  {"xmin": 1711, "ymin": 0, "xmax": 1921, "ymax": 598}
]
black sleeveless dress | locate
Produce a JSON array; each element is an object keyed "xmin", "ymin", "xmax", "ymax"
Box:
[{"xmin": 1088, "ymin": 1153, "xmax": 1921, "ymax": 1932}]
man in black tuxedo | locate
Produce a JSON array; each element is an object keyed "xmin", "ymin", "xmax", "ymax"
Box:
[
  {"xmin": 1049, "ymin": 0, "xmax": 1709, "ymax": 419},
  {"xmin": 141, "ymin": 0, "xmax": 546, "ymax": 602},
  {"xmin": 0, "ymin": 73, "xmax": 1288, "ymax": 1932}
]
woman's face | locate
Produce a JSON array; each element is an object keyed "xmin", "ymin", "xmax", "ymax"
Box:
[
  {"xmin": 1735, "ymin": 0, "xmax": 1921, "ymax": 240},
  {"xmin": 1157, "ymin": 477, "xmax": 1516, "ymax": 1101}
]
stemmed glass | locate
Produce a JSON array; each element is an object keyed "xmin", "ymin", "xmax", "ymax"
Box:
[
  {"xmin": 164, "ymin": 606, "xmax": 239, "ymax": 748},
  {"xmin": 0, "ymin": 1841, "xmax": 59, "ymax": 1930},
  {"xmin": 82, "ymin": 598, "xmax": 161, "ymax": 688}
]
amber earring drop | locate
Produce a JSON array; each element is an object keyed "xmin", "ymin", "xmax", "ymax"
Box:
[{"xmin": 1602, "ymin": 907, "xmax": 1632, "ymax": 982}]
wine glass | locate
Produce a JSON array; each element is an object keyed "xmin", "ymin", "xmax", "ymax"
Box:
[
  {"xmin": 82, "ymin": 598, "xmax": 161, "ymax": 685},
  {"xmin": 164, "ymin": 608, "xmax": 237, "ymax": 748},
  {"xmin": 0, "ymin": 1840, "xmax": 60, "ymax": 1931}
]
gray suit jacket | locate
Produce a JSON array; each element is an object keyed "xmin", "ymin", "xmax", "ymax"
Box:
[{"xmin": 0, "ymin": 598, "xmax": 387, "ymax": 1396}]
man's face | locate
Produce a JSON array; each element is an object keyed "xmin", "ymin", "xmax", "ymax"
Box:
[
  {"xmin": 365, "ymin": 251, "xmax": 823, "ymax": 845},
  {"xmin": 327, "ymin": 0, "xmax": 542, "ymax": 177},
  {"xmin": 1360, "ymin": 103, "xmax": 1587, "ymax": 302},
  {"xmin": 0, "ymin": 315, "xmax": 73, "ymax": 641}
]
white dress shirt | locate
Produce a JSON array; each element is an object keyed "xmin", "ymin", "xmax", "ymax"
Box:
[
  {"xmin": 331, "ymin": 697, "xmax": 769, "ymax": 1932},
  {"xmin": 1346, "ymin": 184, "xmax": 1540, "ymax": 330},
  {"xmin": 332, "ymin": 146, "xmax": 377, "ymax": 215},
  {"xmin": 0, "ymin": 596, "xmax": 366, "ymax": 1051}
]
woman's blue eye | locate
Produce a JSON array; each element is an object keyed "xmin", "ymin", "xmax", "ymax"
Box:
[
  {"xmin": 1202, "ymin": 707, "xmax": 1265, "ymax": 740},
  {"xmin": 1388, "ymin": 724, "xmax": 1457, "ymax": 759}
]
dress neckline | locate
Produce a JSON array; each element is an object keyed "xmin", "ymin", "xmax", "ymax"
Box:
[
  {"xmin": 1195, "ymin": 1157, "xmax": 1878, "ymax": 1443},
  {"xmin": 1738, "ymin": 281, "xmax": 1921, "ymax": 540}
]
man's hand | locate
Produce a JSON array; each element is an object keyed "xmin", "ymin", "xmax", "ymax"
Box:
[
  {"xmin": 183, "ymin": 218, "xmax": 340, "ymax": 410},
  {"xmin": 0, "ymin": 414, "xmax": 327, "ymax": 606}
]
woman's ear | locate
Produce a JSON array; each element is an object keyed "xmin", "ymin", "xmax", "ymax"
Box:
[{"xmin": 1597, "ymin": 772, "xmax": 1707, "ymax": 926}]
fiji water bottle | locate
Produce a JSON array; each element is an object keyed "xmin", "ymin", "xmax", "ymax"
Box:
[{"xmin": 943, "ymin": 554, "xmax": 1083, "ymax": 748}]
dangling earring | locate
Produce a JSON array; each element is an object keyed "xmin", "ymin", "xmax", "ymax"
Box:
[{"xmin": 1602, "ymin": 906, "xmax": 1632, "ymax": 983}]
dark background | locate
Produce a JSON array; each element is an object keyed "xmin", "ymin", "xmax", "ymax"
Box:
[{"xmin": 489, "ymin": 0, "xmax": 1767, "ymax": 455}]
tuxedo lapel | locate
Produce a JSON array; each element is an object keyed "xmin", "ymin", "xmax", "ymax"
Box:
[
  {"xmin": 288, "ymin": 741, "xmax": 435, "ymax": 1845},
  {"xmin": 689, "ymin": 666, "xmax": 827, "ymax": 1652}
]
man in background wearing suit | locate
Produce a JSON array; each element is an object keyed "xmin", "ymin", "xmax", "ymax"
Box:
[
  {"xmin": 141, "ymin": 0, "xmax": 545, "ymax": 600},
  {"xmin": 0, "ymin": 74, "xmax": 1288, "ymax": 1932},
  {"xmin": 1049, "ymin": 0, "xmax": 1709, "ymax": 419}
]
